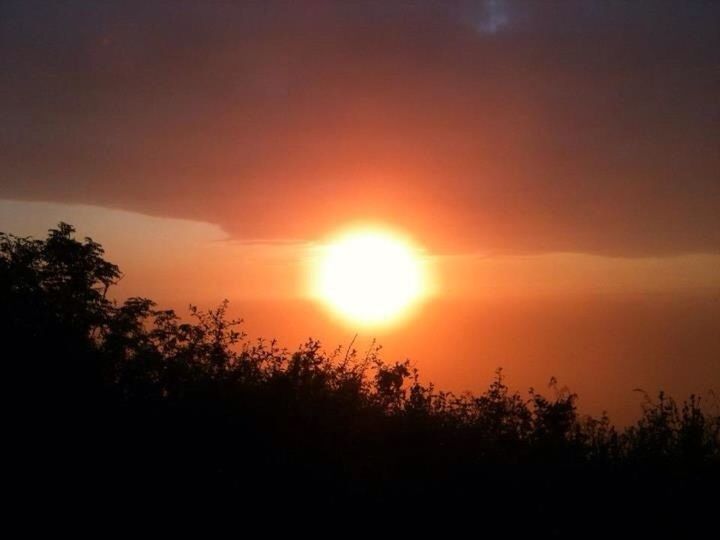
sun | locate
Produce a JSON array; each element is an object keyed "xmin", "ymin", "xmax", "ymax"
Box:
[{"xmin": 312, "ymin": 226, "xmax": 430, "ymax": 326}]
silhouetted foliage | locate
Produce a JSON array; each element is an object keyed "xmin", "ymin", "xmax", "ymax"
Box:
[{"xmin": 3, "ymin": 224, "xmax": 718, "ymax": 532}]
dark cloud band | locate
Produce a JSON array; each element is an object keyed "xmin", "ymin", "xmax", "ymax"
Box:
[{"xmin": 1, "ymin": 0, "xmax": 718, "ymax": 255}]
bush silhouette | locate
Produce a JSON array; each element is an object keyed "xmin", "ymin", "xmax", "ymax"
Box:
[{"xmin": 2, "ymin": 224, "xmax": 718, "ymax": 530}]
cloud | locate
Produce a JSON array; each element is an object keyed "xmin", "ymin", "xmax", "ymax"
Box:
[
  {"xmin": 470, "ymin": 0, "xmax": 510, "ymax": 34},
  {"xmin": 1, "ymin": 0, "xmax": 718, "ymax": 256}
]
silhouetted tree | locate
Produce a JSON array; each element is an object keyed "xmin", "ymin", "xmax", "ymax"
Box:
[{"xmin": 2, "ymin": 223, "xmax": 718, "ymax": 532}]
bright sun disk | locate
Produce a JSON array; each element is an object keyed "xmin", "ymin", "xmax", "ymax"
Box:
[{"xmin": 313, "ymin": 227, "xmax": 429, "ymax": 326}]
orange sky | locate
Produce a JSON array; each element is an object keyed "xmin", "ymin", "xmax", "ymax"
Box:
[
  {"xmin": 1, "ymin": 200, "xmax": 718, "ymax": 424},
  {"xmin": 1, "ymin": 2, "xmax": 718, "ymax": 424}
]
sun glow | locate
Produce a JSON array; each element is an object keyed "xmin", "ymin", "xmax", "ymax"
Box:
[{"xmin": 312, "ymin": 226, "xmax": 431, "ymax": 326}]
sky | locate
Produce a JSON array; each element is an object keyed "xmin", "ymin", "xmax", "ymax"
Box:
[{"xmin": 1, "ymin": 1, "xmax": 718, "ymax": 423}]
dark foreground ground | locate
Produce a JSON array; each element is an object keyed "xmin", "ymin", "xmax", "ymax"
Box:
[{"xmin": 4, "ymin": 225, "xmax": 718, "ymax": 534}]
